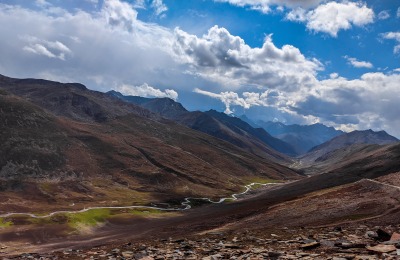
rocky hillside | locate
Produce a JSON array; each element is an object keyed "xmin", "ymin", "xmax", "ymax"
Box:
[{"xmin": 0, "ymin": 75, "xmax": 302, "ymax": 213}]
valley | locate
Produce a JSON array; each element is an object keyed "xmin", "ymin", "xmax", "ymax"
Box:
[{"xmin": 0, "ymin": 75, "xmax": 399, "ymax": 259}]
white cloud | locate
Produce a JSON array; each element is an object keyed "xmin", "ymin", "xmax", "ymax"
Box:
[
  {"xmin": 35, "ymin": 0, "xmax": 51, "ymax": 7},
  {"xmin": 287, "ymin": 2, "xmax": 375, "ymax": 37},
  {"xmin": 151, "ymin": 0, "xmax": 168, "ymax": 17},
  {"xmin": 378, "ymin": 10, "xmax": 390, "ymax": 20},
  {"xmin": 0, "ymin": 1, "xmax": 399, "ymax": 137},
  {"xmin": 22, "ymin": 37, "xmax": 71, "ymax": 60},
  {"xmin": 344, "ymin": 56, "xmax": 373, "ymax": 69},
  {"xmin": 195, "ymin": 88, "xmax": 290, "ymax": 114},
  {"xmin": 196, "ymin": 72, "xmax": 400, "ymax": 137},
  {"xmin": 174, "ymin": 26, "xmax": 322, "ymax": 91},
  {"xmin": 329, "ymin": 73, "xmax": 339, "ymax": 79},
  {"xmin": 117, "ymin": 83, "xmax": 178, "ymax": 101},
  {"xmin": 397, "ymin": 7, "xmax": 400, "ymax": 18},
  {"xmin": 103, "ymin": 0, "xmax": 138, "ymax": 31},
  {"xmin": 214, "ymin": 0, "xmax": 325, "ymax": 13},
  {"xmin": 132, "ymin": 0, "xmax": 146, "ymax": 9},
  {"xmin": 0, "ymin": 1, "xmax": 179, "ymax": 92},
  {"xmin": 295, "ymin": 73, "xmax": 400, "ymax": 136},
  {"xmin": 382, "ymin": 32, "xmax": 400, "ymax": 54},
  {"xmin": 23, "ymin": 44, "xmax": 57, "ymax": 59}
]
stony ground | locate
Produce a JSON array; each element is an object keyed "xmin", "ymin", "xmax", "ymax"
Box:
[{"xmin": 3, "ymin": 224, "xmax": 400, "ymax": 260}]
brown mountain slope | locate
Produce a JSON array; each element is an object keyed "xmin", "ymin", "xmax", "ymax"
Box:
[
  {"xmin": 0, "ymin": 75, "xmax": 155, "ymax": 122},
  {"xmin": 2, "ymin": 142, "xmax": 398, "ymax": 255},
  {"xmin": 107, "ymin": 91, "xmax": 296, "ymax": 162},
  {"xmin": 0, "ymin": 77, "xmax": 302, "ymax": 214}
]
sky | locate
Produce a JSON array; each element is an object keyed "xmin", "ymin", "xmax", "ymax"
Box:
[{"xmin": 0, "ymin": 0, "xmax": 400, "ymax": 137}]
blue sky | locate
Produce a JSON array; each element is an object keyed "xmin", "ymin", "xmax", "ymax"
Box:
[{"xmin": 0, "ymin": 0, "xmax": 399, "ymax": 137}]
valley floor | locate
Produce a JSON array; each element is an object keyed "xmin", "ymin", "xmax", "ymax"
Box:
[
  {"xmin": 3, "ymin": 223, "xmax": 400, "ymax": 259},
  {"xmin": 1, "ymin": 177, "xmax": 400, "ymax": 259}
]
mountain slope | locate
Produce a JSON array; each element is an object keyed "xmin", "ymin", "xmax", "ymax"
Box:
[
  {"xmin": 0, "ymin": 75, "xmax": 302, "ymax": 213},
  {"xmin": 305, "ymin": 129, "xmax": 399, "ymax": 160},
  {"xmin": 204, "ymin": 110, "xmax": 297, "ymax": 156},
  {"xmin": 295, "ymin": 130, "xmax": 399, "ymax": 174},
  {"xmin": 107, "ymin": 91, "xmax": 296, "ymax": 161},
  {"xmin": 258, "ymin": 121, "xmax": 343, "ymax": 155}
]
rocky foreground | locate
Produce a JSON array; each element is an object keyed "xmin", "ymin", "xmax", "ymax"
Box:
[{"xmin": 3, "ymin": 224, "xmax": 400, "ymax": 260}]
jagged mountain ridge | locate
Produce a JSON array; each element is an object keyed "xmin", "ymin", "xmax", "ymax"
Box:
[
  {"xmin": 257, "ymin": 120, "xmax": 344, "ymax": 155},
  {"xmin": 106, "ymin": 91, "xmax": 297, "ymax": 160}
]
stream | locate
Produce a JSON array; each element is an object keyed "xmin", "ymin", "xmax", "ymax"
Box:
[{"xmin": 0, "ymin": 182, "xmax": 278, "ymax": 219}]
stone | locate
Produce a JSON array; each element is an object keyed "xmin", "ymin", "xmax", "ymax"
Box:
[
  {"xmin": 365, "ymin": 231, "xmax": 378, "ymax": 239},
  {"xmin": 333, "ymin": 227, "xmax": 342, "ymax": 232},
  {"xmin": 138, "ymin": 257, "xmax": 154, "ymax": 260},
  {"xmin": 354, "ymin": 256, "xmax": 377, "ymax": 260},
  {"xmin": 366, "ymin": 244, "xmax": 396, "ymax": 253},
  {"xmin": 300, "ymin": 242, "xmax": 320, "ymax": 250},
  {"xmin": 335, "ymin": 242, "xmax": 367, "ymax": 249},
  {"xmin": 376, "ymin": 229, "xmax": 391, "ymax": 241},
  {"xmin": 223, "ymin": 243, "xmax": 240, "ymax": 249},
  {"xmin": 390, "ymin": 232, "xmax": 400, "ymax": 241},
  {"xmin": 121, "ymin": 251, "xmax": 134, "ymax": 258}
]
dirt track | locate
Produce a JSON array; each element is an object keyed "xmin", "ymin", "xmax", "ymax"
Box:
[{"xmin": 2, "ymin": 177, "xmax": 400, "ymax": 257}]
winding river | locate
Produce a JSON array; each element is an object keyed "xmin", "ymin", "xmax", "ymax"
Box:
[{"xmin": 0, "ymin": 182, "xmax": 277, "ymax": 219}]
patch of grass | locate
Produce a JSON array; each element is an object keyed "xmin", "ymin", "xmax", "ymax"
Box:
[
  {"xmin": 129, "ymin": 208, "xmax": 163, "ymax": 216},
  {"xmin": 0, "ymin": 217, "xmax": 13, "ymax": 228},
  {"xmin": 245, "ymin": 177, "xmax": 283, "ymax": 185},
  {"xmin": 66, "ymin": 208, "xmax": 111, "ymax": 228}
]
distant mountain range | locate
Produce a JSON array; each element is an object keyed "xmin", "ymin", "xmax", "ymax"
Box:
[
  {"xmin": 108, "ymin": 90, "xmax": 400, "ymax": 160},
  {"xmin": 256, "ymin": 121, "xmax": 344, "ymax": 155}
]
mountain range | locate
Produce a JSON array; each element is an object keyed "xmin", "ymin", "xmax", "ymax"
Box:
[
  {"xmin": 255, "ymin": 120, "xmax": 344, "ymax": 155},
  {"xmin": 0, "ymin": 74, "xmax": 302, "ymax": 213},
  {"xmin": 1, "ymin": 74, "xmax": 400, "ymax": 258},
  {"xmin": 107, "ymin": 90, "xmax": 297, "ymax": 160}
]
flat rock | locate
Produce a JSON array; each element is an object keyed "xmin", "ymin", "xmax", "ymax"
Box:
[
  {"xmin": 300, "ymin": 242, "xmax": 320, "ymax": 250},
  {"xmin": 390, "ymin": 232, "xmax": 400, "ymax": 241},
  {"xmin": 366, "ymin": 244, "xmax": 396, "ymax": 253},
  {"xmin": 335, "ymin": 242, "xmax": 367, "ymax": 249}
]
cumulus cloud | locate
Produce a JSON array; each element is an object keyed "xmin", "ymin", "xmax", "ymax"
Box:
[
  {"xmin": 103, "ymin": 0, "xmax": 139, "ymax": 31},
  {"xmin": 287, "ymin": 2, "xmax": 375, "ymax": 37},
  {"xmin": 116, "ymin": 83, "xmax": 178, "ymax": 101},
  {"xmin": 382, "ymin": 32, "xmax": 400, "ymax": 54},
  {"xmin": 197, "ymin": 72, "xmax": 400, "ymax": 137},
  {"xmin": 294, "ymin": 73, "xmax": 400, "ymax": 135},
  {"xmin": 195, "ymin": 88, "xmax": 290, "ymax": 114},
  {"xmin": 214, "ymin": 0, "xmax": 325, "ymax": 13},
  {"xmin": 0, "ymin": 1, "xmax": 179, "ymax": 92},
  {"xmin": 1, "ymin": 1, "xmax": 399, "ymax": 137},
  {"xmin": 174, "ymin": 26, "xmax": 322, "ymax": 91},
  {"xmin": 344, "ymin": 56, "xmax": 373, "ymax": 69},
  {"xmin": 378, "ymin": 10, "xmax": 390, "ymax": 20}
]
